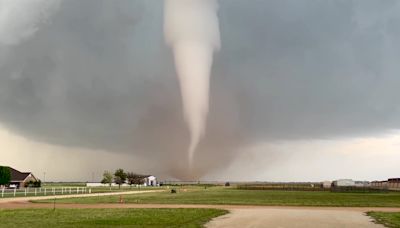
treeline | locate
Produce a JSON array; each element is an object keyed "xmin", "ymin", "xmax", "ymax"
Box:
[{"xmin": 101, "ymin": 169, "xmax": 147, "ymax": 188}]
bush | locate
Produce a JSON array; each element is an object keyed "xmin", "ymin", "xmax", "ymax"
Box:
[
  {"xmin": 171, "ymin": 189, "xmax": 177, "ymax": 194},
  {"xmin": 225, "ymin": 182, "xmax": 230, "ymax": 187},
  {"xmin": 24, "ymin": 180, "xmax": 42, "ymax": 188},
  {"xmin": 34, "ymin": 180, "xmax": 41, "ymax": 188}
]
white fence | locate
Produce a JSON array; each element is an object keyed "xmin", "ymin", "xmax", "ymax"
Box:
[{"xmin": 1, "ymin": 187, "xmax": 91, "ymax": 198}]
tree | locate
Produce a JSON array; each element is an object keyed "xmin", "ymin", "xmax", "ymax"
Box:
[
  {"xmin": 0, "ymin": 166, "xmax": 11, "ymax": 186},
  {"xmin": 126, "ymin": 172, "xmax": 135, "ymax": 187},
  {"xmin": 127, "ymin": 172, "xmax": 145, "ymax": 187},
  {"xmin": 25, "ymin": 180, "xmax": 42, "ymax": 188},
  {"xmin": 114, "ymin": 169, "xmax": 127, "ymax": 189},
  {"xmin": 101, "ymin": 171, "xmax": 113, "ymax": 188},
  {"xmin": 34, "ymin": 180, "xmax": 42, "ymax": 188}
]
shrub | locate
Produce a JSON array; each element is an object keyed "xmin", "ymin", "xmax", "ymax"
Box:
[{"xmin": 0, "ymin": 166, "xmax": 11, "ymax": 186}]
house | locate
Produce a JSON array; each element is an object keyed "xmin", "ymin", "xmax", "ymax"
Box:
[
  {"xmin": 371, "ymin": 178, "xmax": 399, "ymax": 189},
  {"xmin": 8, "ymin": 167, "xmax": 38, "ymax": 189},
  {"xmin": 388, "ymin": 178, "xmax": 400, "ymax": 189}
]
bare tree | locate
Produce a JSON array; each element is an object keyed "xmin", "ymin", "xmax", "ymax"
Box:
[{"xmin": 101, "ymin": 171, "xmax": 113, "ymax": 189}]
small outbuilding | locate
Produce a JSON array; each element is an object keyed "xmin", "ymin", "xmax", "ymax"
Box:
[{"xmin": 143, "ymin": 175, "xmax": 157, "ymax": 186}]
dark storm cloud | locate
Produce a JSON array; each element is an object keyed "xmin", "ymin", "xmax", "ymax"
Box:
[{"xmin": 1, "ymin": 0, "xmax": 399, "ymax": 178}]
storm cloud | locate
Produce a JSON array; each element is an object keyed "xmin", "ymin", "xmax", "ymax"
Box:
[{"xmin": 1, "ymin": 0, "xmax": 400, "ymax": 179}]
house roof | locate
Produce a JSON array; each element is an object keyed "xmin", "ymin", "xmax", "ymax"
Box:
[
  {"xmin": 132, "ymin": 175, "xmax": 156, "ymax": 179},
  {"xmin": 137, "ymin": 175, "xmax": 151, "ymax": 178},
  {"xmin": 6, "ymin": 167, "xmax": 33, "ymax": 182}
]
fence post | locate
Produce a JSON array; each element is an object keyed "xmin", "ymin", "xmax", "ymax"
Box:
[
  {"xmin": 61, "ymin": 187, "xmax": 64, "ymax": 195},
  {"xmin": 35, "ymin": 188, "xmax": 37, "ymax": 196},
  {"xmin": 44, "ymin": 188, "xmax": 47, "ymax": 195},
  {"xmin": 25, "ymin": 188, "xmax": 27, "ymax": 196},
  {"xmin": 89, "ymin": 188, "xmax": 91, "ymax": 194},
  {"xmin": 70, "ymin": 187, "xmax": 72, "ymax": 194},
  {"xmin": 14, "ymin": 188, "xmax": 16, "ymax": 197},
  {"xmin": 76, "ymin": 187, "xmax": 79, "ymax": 194},
  {"xmin": 1, "ymin": 187, "xmax": 4, "ymax": 198},
  {"xmin": 53, "ymin": 188, "xmax": 55, "ymax": 195}
]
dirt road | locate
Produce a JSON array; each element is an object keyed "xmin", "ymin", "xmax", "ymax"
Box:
[{"xmin": 206, "ymin": 208, "xmax": 385, "ymax": 228}]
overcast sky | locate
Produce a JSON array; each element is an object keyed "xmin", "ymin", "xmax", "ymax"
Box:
[{"xmin": 1, "ymin": 0, "xmax": 399, "ymax": 181}]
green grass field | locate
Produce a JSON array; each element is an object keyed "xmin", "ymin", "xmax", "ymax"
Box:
[
  {"xmin": 0, "ymin": 186, "xmax": 163, "ymax": 198},
  {"xmin": 367, "ymin": 212, "xmax": 400, "ymax": 228},
  {"xmin": 42, "ymin": 182, "xmax": 87, "ymax": 187},
  {"xmin": 35, "ymin": 186, "xmax": 400, "ymax": 207},
  {"xmin": 0, "ymin": 208, "xmax": 227, "ymax": 228}
]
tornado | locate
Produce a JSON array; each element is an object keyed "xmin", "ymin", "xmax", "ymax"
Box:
[
  {"xmin": 164, "ymin": 0, "xmax": 221, "ymax": 168},
  {"xmin": 0, "ymin": 0, "xmax": 61, "ymax": 46}
]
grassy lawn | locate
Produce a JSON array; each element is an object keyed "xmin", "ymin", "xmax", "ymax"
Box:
[
  {"xmin": 35, "ymin": 187, "xmax": 400, "ymax": 207},
  {"xmin": 0, "ymin": 186, "xmax": 163, "ymax": 198},
  {"xmin": 367, "ymin": 212, "xmax": 400, "ymax": 228},
  {"xmin": 0, "ymin": 208, "xmax": 227, "ymax": 228}
]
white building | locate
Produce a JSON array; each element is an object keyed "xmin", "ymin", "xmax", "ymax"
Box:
[
  {"xmin": 322, "ymin": 181, "xmax": 332, "ymax": 188},
  {"xmin": 332, "ymin": 179, "xmax": 355, "ymax": 187},
  {"xmin": 354, "ymin": 181, "xmax": 370, "ymax": 187},
  {"xmin": 143, "ymin": 175, "xmax": 157, "ymax": 186}
]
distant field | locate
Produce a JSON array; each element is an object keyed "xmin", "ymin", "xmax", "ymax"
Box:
[
  {"xmin": 42, "ymin": 182, "xmax": 87, "ymax": 187},
  {"xmin": 368, "ymin": 212, "xmax": 400, "ymax": 227},
  {"xmin": 35, "ymin": 186, "xmax": 400, "ymax": 207},
  {"xmin": 0, "ymin": 208, "xmax": 227, "ymax": 228},
  {"xmin": 88, "ymin": 186, "xmax": 164, "ymax": 193},
  {"xmin": 42, "ymin": 182, "xmax": 163, "ymax": 191}
]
